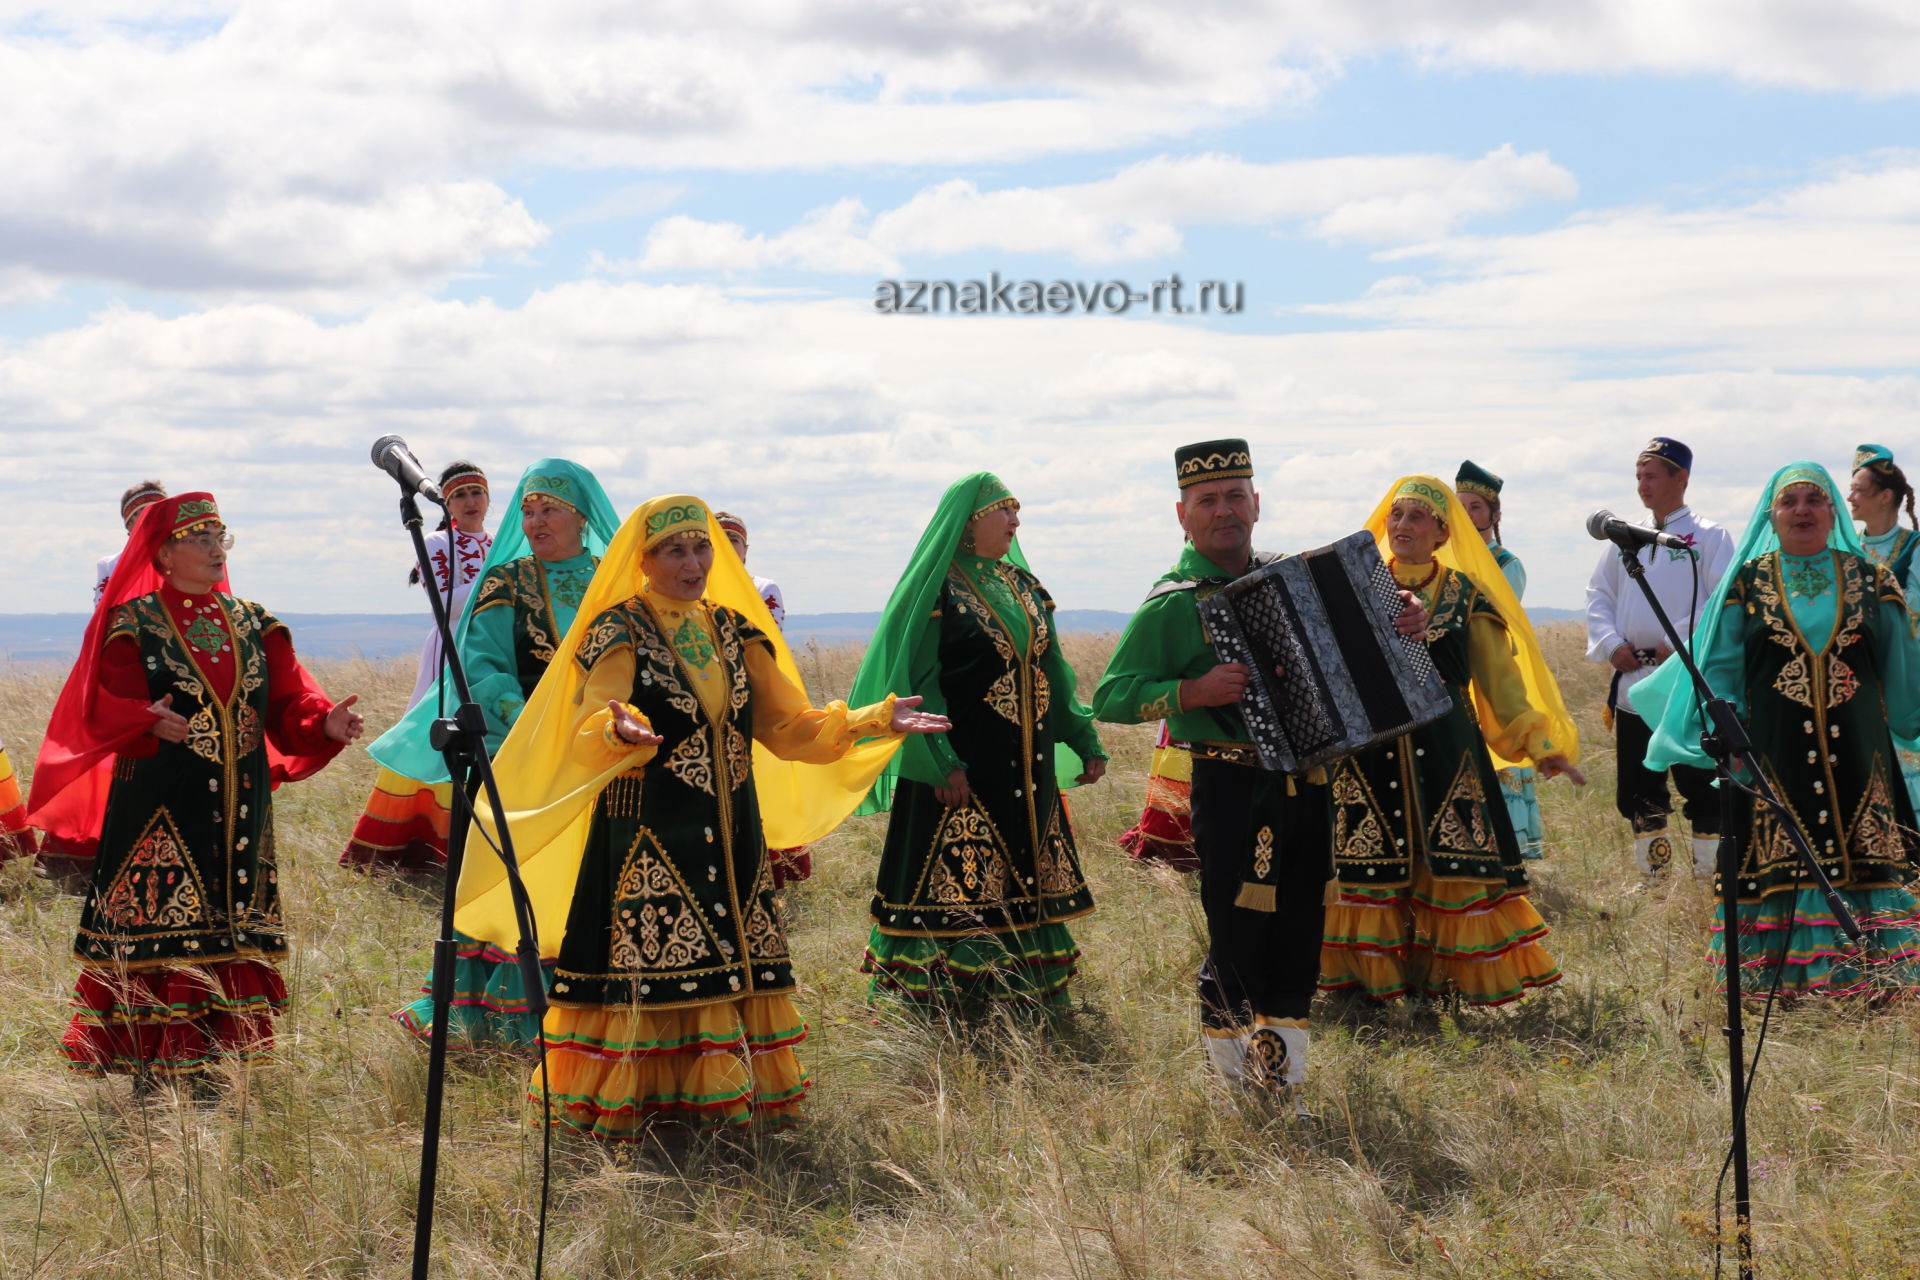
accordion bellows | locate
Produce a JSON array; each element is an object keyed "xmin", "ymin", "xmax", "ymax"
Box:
[{"xmin": 1198, "ymin": 531, "xmax": 1452, "ymax": 774}]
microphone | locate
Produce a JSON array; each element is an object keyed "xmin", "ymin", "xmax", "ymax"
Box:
[
  {"xmin": 371, "ymin": 435, "xmax": 445, "ymax": 505},
  {"xmin": 1587, "ymin": 509, "xmax": 1695, "ymax": 553}
]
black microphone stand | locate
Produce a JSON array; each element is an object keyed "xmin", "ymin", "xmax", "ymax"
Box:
[
  {"xmin": 1613, "ymin": 537, "xmax": 1864, "ymax": 1280},
  {"xmin": 390, "ymin": 489, "xmax": 553, "ymax": 1280}
]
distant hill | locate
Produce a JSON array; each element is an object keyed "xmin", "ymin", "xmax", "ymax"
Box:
[{"xmin": 2, "ymin": 604, "xmax": 1587, "ymax": 664}]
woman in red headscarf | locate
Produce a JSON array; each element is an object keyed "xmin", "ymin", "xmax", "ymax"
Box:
[{"xmin": 29, "ymin": 493, "xmax": 364, "ymax": 1088}]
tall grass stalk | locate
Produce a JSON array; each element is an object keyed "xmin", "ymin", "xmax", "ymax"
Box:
[{"xmin": 0, "ymin": 627, "xmax": 1914, "ymax": 1278}]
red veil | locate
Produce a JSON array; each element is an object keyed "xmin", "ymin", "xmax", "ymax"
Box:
[{"xmin": 27, "ymin": 493, "xmax": 333, "ymax": 854}]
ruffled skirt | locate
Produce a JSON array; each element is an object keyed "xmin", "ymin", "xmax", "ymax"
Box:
[
  {"xmin": 1498, "ymin": 764, "xmax": 1545, "ymax": 860},
  {"xmin": 339, "ymin": 766, "xmax": 450, "ymax": 872},
  {"xmin": 1320, "ymin": 860, "xmax": 1561, "ymax": 1006},
  {"xmin": 62, "ymin": 958, "xmax": 288, "ymax": 1076},
  {"xmin": 394, "ymin": 931, "xmax": 552, "ymax": 1053},
  {"xmin": 530, "ymin": 994, "xmax": 808, "ymax": 1140},
  {"xmin": 862, "ymin": 922, "xmax": 1078, "ymax": 1009},
  {"xmin": 1117, "ymin": 728, "xmax": 1198, "ymax": 871},
  {"xmin": 1710, "ymin": 886, "xmax": 1920, "ymax": 996}
]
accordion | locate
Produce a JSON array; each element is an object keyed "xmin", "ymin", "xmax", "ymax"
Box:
[{"xmin": 1196, "ymin": 531, "xmax": 1452, "ymax": 774}]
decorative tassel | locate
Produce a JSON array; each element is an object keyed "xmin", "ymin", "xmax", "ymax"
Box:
[{"xmin": 1234, "ymin": 882, "xmax": 1277, "ymax": 912}]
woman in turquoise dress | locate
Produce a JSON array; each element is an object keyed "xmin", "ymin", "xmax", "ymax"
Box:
[
  {"xmin": 1638, "ymin": 461, "xmax": 1920, "ymax": 995},
  {"xmin": 1847, "ymin": 443, "xmax": 1920, "ymax": 812},
  {"xmin": 1456, "ymin": 460, "xmax": 1545, "ymax": 860},
  {"xmin": 849, "ymin": 473, "xmax": 1108, "ymax": 1010},
  {"xmin": 378, "ymin": 460, "xmax": 622, "ymax": 1050}
]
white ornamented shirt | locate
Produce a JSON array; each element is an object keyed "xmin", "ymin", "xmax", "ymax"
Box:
[
  {"xmin": 1586, "ymin": 505, "xmax": 1735, "ymax": 710},
  {"xmin": 406, "ymin": 527, "xmax": 494, "ymax": 710}
]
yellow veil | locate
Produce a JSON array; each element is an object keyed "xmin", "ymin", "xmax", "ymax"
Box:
[
  {"xmin": 453, "ymin": 495, "xmax": 903, "ymax": 953},
  {"xmin": 1362, "ymin": 475, "xmax": 1579, "ymax": 771}
]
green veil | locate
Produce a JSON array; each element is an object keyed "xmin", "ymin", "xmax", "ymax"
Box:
[
  {"xmin": 1634, "ymin": 461, "xmax": 1862, "ymax": 772},
  {"xmin": 367, "ymin": 458, "xmax": 623, "ymax": 783},
  {"xmin": 849, "ymin": 472, "xmax": 1082, "ymax": 813}
]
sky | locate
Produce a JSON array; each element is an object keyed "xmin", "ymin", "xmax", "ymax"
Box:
[{"xmin": 3, "ymin": 1, "xmax": 1918, "ymax": 619}]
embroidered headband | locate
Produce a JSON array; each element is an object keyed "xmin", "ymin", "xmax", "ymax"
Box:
[
  {"xmin": 640, "ymin": 496, "xmax": 711, "ymax": 552},
  {"xmin": 443, "ymin": 469, "xmax": 488, "ymax": 495},
  {"xmin": 1391, "ymin": 477, "xmax": 1451, "ymax": 521},
  {"xmin": 1770, "ymin": 464, "xmax": 1830, "ymax": 503},
  {"xmin": 522, "ymin": 473, "xmax": 581, "ymax": 516},
  {"xmin": 120, "ymin": 487, "xmax": 166, "ymax": 524}
]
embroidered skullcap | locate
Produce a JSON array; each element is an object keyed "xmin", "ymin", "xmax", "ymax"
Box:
[
  {"xmin": 1174, "ymin": 439, "xmax": 1254, "ymax": 490},
  {"xmin": 1638, "ymin": 437, "xmax": 1692, "ymax": 472}
]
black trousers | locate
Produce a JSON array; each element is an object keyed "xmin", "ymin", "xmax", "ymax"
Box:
[
  {"xmin": 1613, "ymin": 708, "xmax": 1720, "ymax": 835},
  {"xmin": 1190, "ymin": 758, "xmax": 1330, "ymax": 1025}
]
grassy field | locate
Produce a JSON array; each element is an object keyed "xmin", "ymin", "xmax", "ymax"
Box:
[{"xmin": 0, "ymin": 624, "xmax": 1916, "ymax": 1279}]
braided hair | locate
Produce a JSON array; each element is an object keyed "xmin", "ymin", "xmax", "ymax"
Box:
[{"xmin": 1858, "ymin": 461, "xmax": 1918, "ymax": 531}]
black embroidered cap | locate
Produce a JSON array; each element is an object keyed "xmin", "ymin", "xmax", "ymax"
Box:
[{"xmin": 1175, "ymin": 438, "xmax": 1254, "ymax": 490}]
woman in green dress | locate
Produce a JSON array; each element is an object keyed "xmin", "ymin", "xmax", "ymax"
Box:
[
  {"xmin": 1320, "ymin": 475, "xmax": 1584, "ymax": 1007},
  {"xmin": 1637, "ymin": 461, "xmax": 1920, "ymax": 995},
  {"xmin": 850, "ymin": 473, "xmax": 1109, "ymax": 1010},
  {"xmin": 381, "ymin": 460, "xmax": 622, "ymax": 1050}
]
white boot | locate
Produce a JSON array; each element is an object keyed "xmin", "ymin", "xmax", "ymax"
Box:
[
  {"xmin": 1633, "ymin": 829, "xmax": 1675, "ymax": 882},
  {"xmin": 1692, "ymin": 836, "xmax": 1720, "ymax": 879},
  {"xmin": 1203, "ymin": 1028, "xmax": 1249, "ymax": 1086},
  {"xmin": 1248, "ymin": 1018, "xmax": 1310, "ymax": 1116}
]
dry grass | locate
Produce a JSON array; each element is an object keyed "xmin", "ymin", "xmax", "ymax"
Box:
[{"xmin": 1, "ymin": 624, "xmax": 1917, "ymax": 1279}]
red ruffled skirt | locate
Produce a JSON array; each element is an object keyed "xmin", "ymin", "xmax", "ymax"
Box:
[{"xmin": 62, "ymin": 958, "xmax": 288, "ymax": 1076}]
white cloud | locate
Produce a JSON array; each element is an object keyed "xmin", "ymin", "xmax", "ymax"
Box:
[
  {"xmin": 622, "ymin": 145, "xmax": 1576, "ymax": 272},
  {"xmin": 1305, "ymin": 153, "xmax": 1920, "ymax": 370},
  {"xmin": 7, "ymin": 252, "xmax": 1917, "ymax": 626},
  {"xmin": 623, "ymin": 202, "xmax": 900, "ymax": 275},
  {"xmin": 4, "ymin": 2, "xmax": 1918, "ymax": 302}
]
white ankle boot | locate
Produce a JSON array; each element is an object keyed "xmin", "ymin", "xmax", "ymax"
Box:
[
  {"xmin": 1203, "ymin": 1028, "xmax": 1249, "ymax": 1085},
  {"xmin": 1634, "ymin": 829, "xmax": 1675, "ymax": 881},
  {"xmin": 1248, "ymin": 1019, "xmax": 1309, "ymax": 1115}
]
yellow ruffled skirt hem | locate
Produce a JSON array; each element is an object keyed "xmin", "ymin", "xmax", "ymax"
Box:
[
  {"xmin": 1320, "ymin": 862, "xmax": 1560, "ymax": 1006},
  {"xmin": 529, "ymin": 994, "xmax": 808, "ymax": 1139}
]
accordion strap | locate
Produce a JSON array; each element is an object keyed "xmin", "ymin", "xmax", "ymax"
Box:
[{"xmin": 1142, "ymin": 550, "xmax": 1282, "ymax": 602}]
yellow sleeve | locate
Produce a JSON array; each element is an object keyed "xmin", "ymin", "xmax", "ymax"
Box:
[
  {"xmin": 573, "ymin": 644, "xmax": 661, "ymax": 773},
  {"xmin": 746, "ymin": 640, "xmax": 900, "ymax": 763},
  {"xmin": 1468, "ymin": 614, "xmax": 1556, "ymax": 763}
]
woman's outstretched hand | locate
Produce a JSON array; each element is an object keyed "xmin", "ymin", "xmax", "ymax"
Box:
[
  {"xmin": 890, "ymin": 694, "xmax": 951, "ymax": 736},
  {"xmin": 608, "ymin": 700, "xmax": 665, "ymax": 746}
]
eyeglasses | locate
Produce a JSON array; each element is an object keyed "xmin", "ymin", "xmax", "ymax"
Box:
[{"xmin": 175, "ymin": 530, "xmax": 235, "ymax": 551}]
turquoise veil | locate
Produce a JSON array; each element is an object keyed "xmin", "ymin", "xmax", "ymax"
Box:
[
  {"xmin": 367, "ymin": 458, "xmax": 623, "ymax": 782},
  {"xmin": 1633, "ymin": 461, "xmax": 1861, "ymax": 772}
]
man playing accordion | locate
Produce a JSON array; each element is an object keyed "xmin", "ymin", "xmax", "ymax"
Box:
[{"xmin": 1094, "ymin": 439, "xmax": 1426, "ymax": 1110}]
